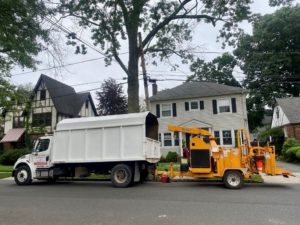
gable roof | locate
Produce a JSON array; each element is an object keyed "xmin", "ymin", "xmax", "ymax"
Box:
[
  {"xmin": 34, "ymin": 74, "xmax": 97, "ymax": 116},
  {"xmin": 276, "ymin": 97, "xmax": 300, "ymax": 124},
  {"xmin": 149, "ymin": 82, "xmax": 248, "ymax": 102}
]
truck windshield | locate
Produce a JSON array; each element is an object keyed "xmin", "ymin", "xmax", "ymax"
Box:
[{"xmin": 35, "ymin": 139, "xmax": 50, "ymax": 152}]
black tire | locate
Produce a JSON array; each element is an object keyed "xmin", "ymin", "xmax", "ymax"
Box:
[
  {"xmin": 14, "ymin": 166, "xmax": 32, "ymax": 185},
  {"xmin": 111, "ymin": 164, "xmax": 133, "ymax": 188},
  {"xmin": 223, "ymin": 171, "xmax": 243, "ymax": 189}
]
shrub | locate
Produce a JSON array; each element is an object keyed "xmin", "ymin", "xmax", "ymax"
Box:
[
  {"xmin": 282, "ymin": 140, "xmax": 300, "ymax": 161},
  {"xmin": 284, "ymin": 146, "xmax": 300, "ymax": 162},
  {"xmin": 159, "ymin": 155, "xmax": 167, "ymax": 163},
  {"xmin": 0, "ymin": 148, "xmax": 31, "ymax": 165},
  {"xmin": 258, "ymin": 128, "xmax": 284, "ymax": 155},
  {"xmin": 296, "ymin": 149, "xmax": 300, "ymax": 161},
  {"xmin": 165, "ymin": 151, "xmax": 178, "ymax": 162}
]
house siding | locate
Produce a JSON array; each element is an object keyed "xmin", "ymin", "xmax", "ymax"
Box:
[
  {"xmin": 150, "ymin": 93, "xmax": 249, "ymax": 155},
  {"xmin": 283, "ymin": 124, "xmax": 300, "ymax": 140}
]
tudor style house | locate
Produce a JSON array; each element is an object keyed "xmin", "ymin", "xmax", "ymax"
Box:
[
  {"xmin": 149, "ymin": 82, "xmax": 249, "ymax": 155},
  {"xmin": 271, "ymin": 97, "xmax": 300, "ymax": 140},
  {"xmin": 1, "ymin": 74, "xmax": 97, "ymax": 150}
]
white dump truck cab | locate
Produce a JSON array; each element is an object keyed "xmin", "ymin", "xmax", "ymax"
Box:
[
  {"xmin": 13, "ymin": 136, "xmax": 54, "ymax": 185},
  {"xmin": 13, "ymin": 112, "xmax": 161, "ymax": 187}
]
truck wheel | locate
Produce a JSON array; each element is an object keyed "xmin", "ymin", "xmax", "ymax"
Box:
[
  {"xmin": 111, "ymin": 164, "xmax": 133, "ymax": 188},
  {"xmin": 223, "ymin": 171, "xmax": 243, "ymax": 189},
  {"xmin": 14, "ymin": 166, "xmax": 32, "ymax": 185}
]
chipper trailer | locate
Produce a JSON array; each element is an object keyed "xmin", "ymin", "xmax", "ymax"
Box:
[{"xmin": 157, "ymin": 125, "xmax": 294, "ymax": 189}]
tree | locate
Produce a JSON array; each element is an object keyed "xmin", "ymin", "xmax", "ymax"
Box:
[
  {"xmin": 187, "ymin": 53, "xmax": 241, "ymax": 87},
  {"xmin": 57, "ymin": 0, "xmax": 290, "ymax": 112},
  {"xmin": 0, "ymin": 0, "xmax": 49, "ymax": 75},
  {"xmin": 234, "ymin": 5, "xmax": 300, "ymax": 129},
  {"xmin": 96, "ymin": 78, "xmax": 128, "ymax": 115}
]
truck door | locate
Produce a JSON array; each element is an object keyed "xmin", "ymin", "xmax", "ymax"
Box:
[{"xmin": 32, "ymin": 138, "xmax": 51, "ymax": 168}]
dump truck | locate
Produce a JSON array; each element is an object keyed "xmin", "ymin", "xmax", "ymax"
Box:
[
  {"xmin": 12, "ymin": 112, "xmax": 161, "ymax": 187},
  {"xmin": 156, "ymin": 125, "xmax": 294, "ymax": 189}
]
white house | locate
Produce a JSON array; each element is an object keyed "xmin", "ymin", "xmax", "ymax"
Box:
[
  {"xmin": 1, "ymin": 74, "xmax": 97, "ymax": 150},
  {"xmin": 149, "ymin": 82, "xmax": 249, "ymax": 155}
]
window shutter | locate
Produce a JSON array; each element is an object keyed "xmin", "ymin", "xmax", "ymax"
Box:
[
  {"xmin": 185, "ymin": 102, "xmax": 189, "ymax": 111},
  {"xmin": 156, "ymin": 104, "xmax": 160, "ymax": 118},
  {"xmin": 172, "ymin": 103, "xmax": 177, "ymax": 117},
  {"xmin": 200, "ymin": 101, "xmax": 204, "ymax": 110},
  {"xmin": 231, "ymin": 98, "xmax": 237, "ymax": 113},
  {"xmin": 212, "ymin": 100, "xmax": 218, "ymax": 114}
]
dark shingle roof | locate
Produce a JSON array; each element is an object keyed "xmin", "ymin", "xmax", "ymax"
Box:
[
  {"xmin": 276, "ymin": 97, "xmax": 300, "ymax": 124},
  {"xmin": 149, "ymin": 82, "xmax": 248, "ymax": 102},
  {"xmin": 34, "ymin": 74, "xmax": 97, "ymax": 116}
]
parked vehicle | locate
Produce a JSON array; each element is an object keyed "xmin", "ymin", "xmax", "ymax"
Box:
[{"xmin": 12, "ymin": 112, "xmax": 160, "ymax": 187}]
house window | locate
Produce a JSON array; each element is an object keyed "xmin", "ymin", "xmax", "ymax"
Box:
[
  {"xmin": 276, "ymin": 108, "xmax": 280, "ymax": 119},
  {"xmin": 40, "ymin": 90, "xmax": 46, "ymax": 100},
  {"xmin": 222, "ymin": 130, "xmax": 232, "ymax": 145},
  {"xmin": 218, "ymin": 99, "xmax": 231, "ymax": 113},
  {"xmin": 161, "ymin": 103, "xmax": 172, "ymax": 117},
  {"xmin": 214, "ymin": 131, "xmax": 220, "ymax": 145},
  {"xmin": 85, "ymin": 100, "xmax": 89, "ymax": 109},
  {"xmin": 13, "ymin": 116, "xmax": 24, "ymax": 128},
  {"xmin": 163, "ymin": 133, "xmax": 172, "ymax": 146},
  {"xmin": 32, "ymin": 113, "xmax": 52, "ymax": 126},
  {"xmin": 190, "ymin": 101, "xmax": 199, "ymax": 110}
]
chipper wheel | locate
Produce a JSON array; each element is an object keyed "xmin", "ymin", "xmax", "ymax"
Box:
[{"xmin": 223, "ymin": 171, "xmax": 244, "ymax": 189}]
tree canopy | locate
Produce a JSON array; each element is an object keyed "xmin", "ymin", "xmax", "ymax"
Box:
[
  {"xmin": 0, "ymin": 0, "xmax": 49, "ymax": 75},
  {"xmin": 187, "ymin": 53, "xmax": 241, "ymax": 87},
  {"xmin": 57, "ymin": 0, "xmax": 284, "ymax": 112},
  {"xmin": 234, "ymin": 5, "xmax": 300, "ymax": 129},
  {"xmin": 96, "ymin": 78, "xmax": 128, "ymax": 115}
]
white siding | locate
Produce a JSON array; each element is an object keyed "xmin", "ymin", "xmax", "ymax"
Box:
[
  {"xmin": 271, "ymin": 105, "xmax": 290, "ymax": 128},
  {"xmin": 151, "ymin": 93, "xmax": 249, "ymax": 155},
  {"xmin": 78, "ymin": 99, "xmax": 95, "ymax": 117}
]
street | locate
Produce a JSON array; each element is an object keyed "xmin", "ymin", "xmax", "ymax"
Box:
[{"xmin": 0, "ymin": 178, "xmax": 300, "ymax": 225}]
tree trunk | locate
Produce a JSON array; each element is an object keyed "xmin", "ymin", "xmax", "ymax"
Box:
[{"xmin": 127, "ymin": 32, "xmax": 140, "ymax": 113}]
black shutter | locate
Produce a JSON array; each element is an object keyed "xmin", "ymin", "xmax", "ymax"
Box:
[
  {"xmin": 200, "ymin": 101, "xmax": 204, "ymax": 110},
  {"xmin": 231, "ymin": 98, "xmax": 237, "ymax": 113},
  {"xmin": 172, "ymin": 103, "xmax": 177, "ymax": 117},
  {"xmin": 212, "ymin": 100, "xmax": 217, "ymax": 114},
  {"xmin": 156, "ymin": 104, "xmax": 160, "ymax": 118},
  {"xmin": 185, "ymin": 102, "xmax": 189, "ymax": 111}
]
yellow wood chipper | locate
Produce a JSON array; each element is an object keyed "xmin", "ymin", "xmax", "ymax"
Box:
[{"xmin": 156, "ymin": 125, "xmax": 294, "ymax": 189}]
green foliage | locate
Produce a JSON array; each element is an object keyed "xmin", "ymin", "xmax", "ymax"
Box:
[
  {"xmin": 57, "ymin": 0, "xmax": 280, "ymax": 112},
  {"xmin": 0, "ymin": 149, "xmax": 31, "ymax": 165},
  {"xmin": 165, "ymin": 151, "xmax": 178, "ymax": 162},
  {"xmin": 96, "ymin": 78, "xmax": 128, "ymax": 115},
  {"xmin": 235, "ymin": 6, "xmax": 300, "ymax": 129},
  {"xmin": 282, "ymin": 140, "xmax": 300, "ymax": 161},
  {"xmin": 188, "ymin": 53, "xmax": 241, "ymax": 87},
  {"xmin": 0, "ymin": 0, "xmax": 49, "ymax": 74},
  {"xmin": 258, "ymin": 127, "xmax": 284, "ymax": 155}
]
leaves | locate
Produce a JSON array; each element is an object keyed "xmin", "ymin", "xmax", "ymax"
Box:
[{"xmin": 96, "ymin": 78, "xmax": 128, "ymax": 115}]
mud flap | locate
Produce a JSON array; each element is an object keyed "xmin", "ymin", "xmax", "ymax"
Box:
[{"xmin": 134, "ymin": 162, "xmax": 141, "ymax": 182}]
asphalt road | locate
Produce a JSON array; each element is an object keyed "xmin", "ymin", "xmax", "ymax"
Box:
[{"xmin": 0, "ymin": 179, "xmax": 299, "ymax": 225}]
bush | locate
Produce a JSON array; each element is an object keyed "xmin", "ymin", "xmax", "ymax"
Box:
[
  {"xmin": 284, "ymin": 146, "xmax": 300, "ymax": 162},
  {"xmin": 165, "ymin": 151, "xmax": 178, "ymax": 162},
  {"xmin": 258, "ymin": 128, "xmax": 284, "ymax": 155},
  {"xmin": 0, "ymin": 148, "xmax": 31, "ymax": 165},
  {"xmin": 282, "ymin": 140, "xmax": 300, "ymax": 161}
]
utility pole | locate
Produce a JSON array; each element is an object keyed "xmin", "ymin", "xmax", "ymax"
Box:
[{"xmin": 138, "ymin": 32, "xmax": 150, "ymax": 111}]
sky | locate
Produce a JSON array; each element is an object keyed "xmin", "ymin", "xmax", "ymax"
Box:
[{"xmin": 9, "ymin": 0, "xmax": 294, "ymax": 103}]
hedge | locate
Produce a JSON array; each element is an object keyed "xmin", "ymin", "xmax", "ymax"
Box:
[
  {"xmin": 0, "ymin": 149, "xmax": 31, "ymax": 165},
  {"xmin": 282, "ymin": 140, "xmax": 300, "ymax": 162}
]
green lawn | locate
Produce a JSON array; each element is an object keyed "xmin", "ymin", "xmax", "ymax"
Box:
[
  {"xmin": 0, "ymin": 165, "xmax": 13, "ymax": 173},
  {"xmin": 0, "ymin": 173, "xmax": 11, "ymax": 179},
  {"xmin": 157, "ymin": 163, "xmax": 180, "ymax": 171}
]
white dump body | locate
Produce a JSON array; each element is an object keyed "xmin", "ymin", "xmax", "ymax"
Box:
[{"xmin": 51, "ymin": 112, "xmax": 161, "ymax": 164}]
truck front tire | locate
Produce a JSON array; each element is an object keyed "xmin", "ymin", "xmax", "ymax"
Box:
[
  {"xmin": 223, "ymin": 171, "xmax": 243, "ymax": 189},
  {"xmin": 111, "ymin": 164, "xmax": 133, "ymax": 188},
  {"xmin": 14, "ymin": 166, "xmax": 32, "ymax": 185}
]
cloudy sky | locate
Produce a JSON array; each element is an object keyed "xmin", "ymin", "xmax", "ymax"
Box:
[{"xmin": 9, "ymin": 0, "xmax": 296, "ymax": 102}]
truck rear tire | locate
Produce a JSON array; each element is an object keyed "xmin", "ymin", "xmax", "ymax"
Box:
[
  {"xmin": 223, "ymin": 171, "xmax": 243, "ymax": 189},
  {"xmin": 111, "ymin": 164, "xmax": 133, "ymax": 188},
  {"xmin": 14, "ymin": 166, "xmax": 32, "ymax": 185}
]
